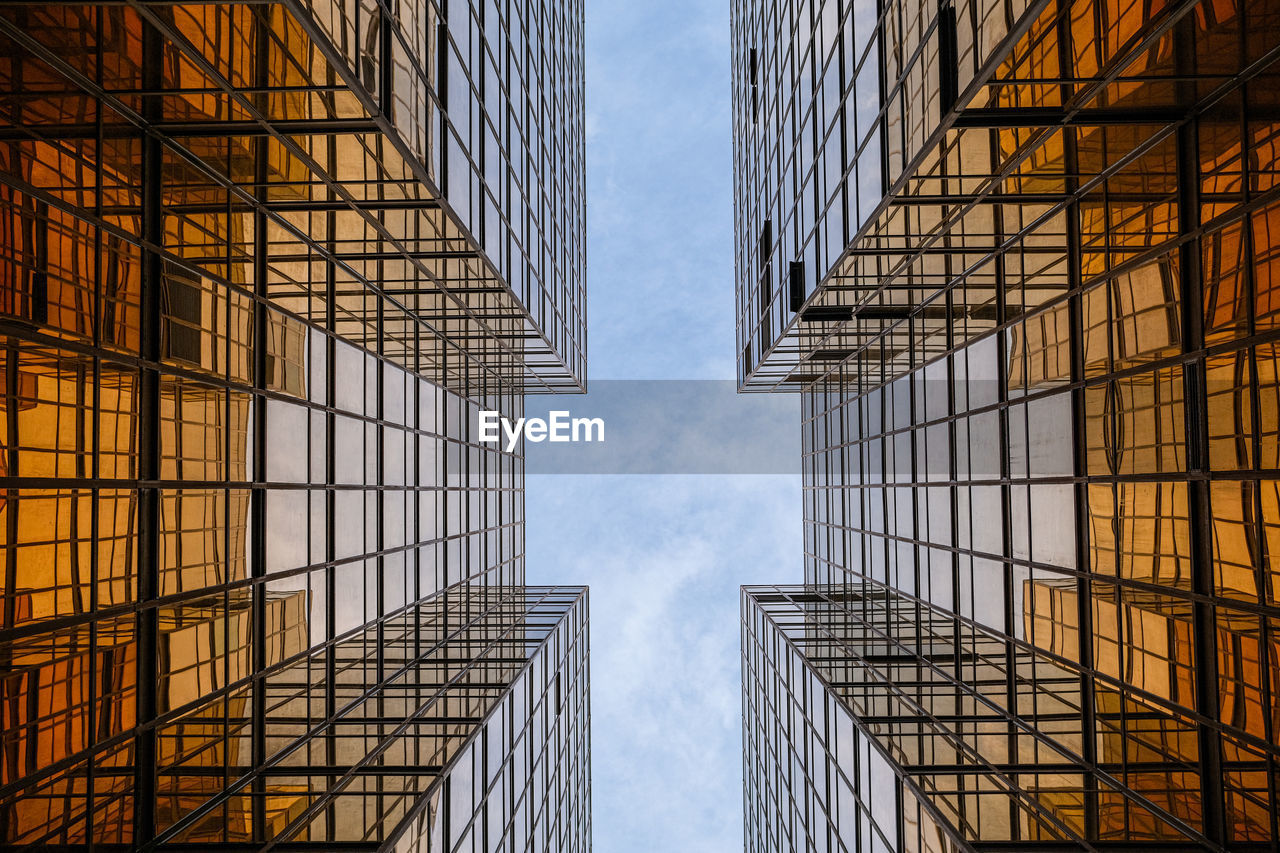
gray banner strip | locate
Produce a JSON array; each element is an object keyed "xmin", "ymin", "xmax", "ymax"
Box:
[{"xmin": 485, "ymin": 380, "xmax": 800, "ymax": 474}]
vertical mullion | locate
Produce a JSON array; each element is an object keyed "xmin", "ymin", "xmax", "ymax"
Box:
[
  {"xmin": 249, "ymin": 7, "xmax": 270, "ymax": 839},
  {"xmin": 1065, "ymin": 135, "xmax": 1101, "ymax": 845},
  {"xmin": 133, "ymin": 15, "xmax": 163, "ymax": 845},
  {"xmin": 1242, "ymin": 70, "xmax": 1280, "ymax": 844},
  {"xmin": 989, "ymin": 131, "xmax": 1020, "ymax": 841},
  {"xmin": 373, "ymin": 188, "xmax": 388, "ymax": 829},
  {"xmin": 1175, "ymin": 15, "xmax": 1226, "ymax": 843},
  {"xmin": 1055, "ymin": 0, "xmax": 1100, "ymax": 839},
  {"xmin": 324, "ymin": 188, "xmax": 338, "ymax": 839},
  {"xmin": 86, "ymin": 17, "xmax": 106, "ymax": 835}
]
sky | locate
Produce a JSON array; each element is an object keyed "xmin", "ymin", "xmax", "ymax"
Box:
[{"xmin": 525, "ymin": 2, "xmax": 802, "ymax": 851}]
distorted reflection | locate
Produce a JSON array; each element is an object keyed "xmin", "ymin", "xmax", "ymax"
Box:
[
  {"xmin": 737, "ymin": 0, "xmax": 1280, "ymax": 847},
  {"xmin": 0, "ymin": 0, "xmax": 589, "ymax": 848}
]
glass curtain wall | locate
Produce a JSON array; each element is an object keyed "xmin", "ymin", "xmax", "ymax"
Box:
[
  {"xmin": 734, "ymin": 0, "xmax": 1280, "ymax": 849},
  {"xmin": 0, "ymin": 1, "xmax": 589, "ymax": 849}
]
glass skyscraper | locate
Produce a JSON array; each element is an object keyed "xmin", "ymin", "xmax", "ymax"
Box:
[
  {"xmin": 0, "ymin": 0, "xmax": 588, "ymax": 849},
  {"xmin": 734, "ymin": 0, "xmax": 1280, "ymax": 849}
]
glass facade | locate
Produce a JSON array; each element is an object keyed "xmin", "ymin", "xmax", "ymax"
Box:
[
  {"xmin": 735, "ymin": 0, "xmax": 1280, "ymax": 849},
  {"xmin": 0, "ymin": 0, "xmax": 588, "ymax": 849}
]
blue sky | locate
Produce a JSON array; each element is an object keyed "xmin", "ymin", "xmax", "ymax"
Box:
[{"xmin": 526, "ymin": 2, "xmax": 801, "ymax": 851}]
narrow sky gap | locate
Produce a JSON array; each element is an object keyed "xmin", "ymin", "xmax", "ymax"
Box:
[{"xmin": 527, "ymin": 1, "xmax": 801, "ymax": 850}]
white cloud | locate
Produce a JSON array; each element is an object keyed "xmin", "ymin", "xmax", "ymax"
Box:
[
  {"xmin": 538, "ymin": 1, "xmax": 802, "ymax": 848},
  {"xmin": 585, "ymin": 0, "xmax": 737, "ymax": 380},
  {"xmin": 527, "ymin": 475, "xmax": 800, "ymax": 853}
]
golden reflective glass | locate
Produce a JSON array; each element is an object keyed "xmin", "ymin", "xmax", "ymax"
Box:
[
  {"xmin": 1, "ymin": 0, "xmax": 587, "ymax": 847},
  {"xmin": 746, "ymin": 0, "xmax": 1280, "ymax": 844}
]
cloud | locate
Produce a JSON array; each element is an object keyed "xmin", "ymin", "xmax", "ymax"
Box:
[
  {"xmin": 527, "ymin": 475, "xmax": 800, "ymax": 853},
  {"xmin": 585, "ymin": 0, "xmax": 737, "ymax": 380},
  {"xmin": 525, "ymin": 1, "xmax": 804, "ymax": 849}
]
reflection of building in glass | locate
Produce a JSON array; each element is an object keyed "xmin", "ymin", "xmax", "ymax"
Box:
[
  {"xmin": 734, "ymin": 0, "xmax": 1280, "ymax": 848},
  {"xmin": 0, "ymin": 0, "xmax": 588, "ymax": 849}
]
